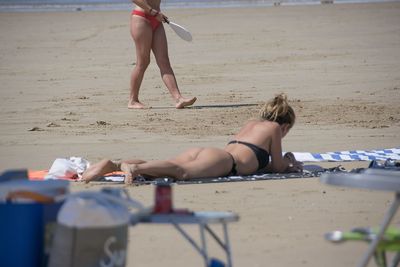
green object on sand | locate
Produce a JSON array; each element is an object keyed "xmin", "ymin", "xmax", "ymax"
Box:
[{"xmin": 325, "ymin": 227, "xmax": 400, "ymax": 267}]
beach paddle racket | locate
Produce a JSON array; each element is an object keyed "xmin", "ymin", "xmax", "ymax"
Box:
[{"xmin": 164, "ymin": 18, "xmax": 192, "ymax": 42}]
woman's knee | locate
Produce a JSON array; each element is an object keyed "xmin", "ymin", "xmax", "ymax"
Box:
[
  {"xmin": 135, "ymin": 61, "xmax": 150, "ymax": 72},
  {"xmin": 155, "ymin": 57, "xmax": 172, "ymax": 71}
]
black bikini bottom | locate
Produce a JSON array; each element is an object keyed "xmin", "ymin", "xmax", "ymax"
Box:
[{"xmin": 228, "ymin": 153, "xmax": 238, "ymax": 176}]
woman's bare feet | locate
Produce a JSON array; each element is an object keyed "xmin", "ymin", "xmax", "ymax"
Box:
[
  {"xmin": 175, "ymin": 97, "xmax": 197, "ymax": 109},
  {"xmin": 82, "ymin": 159, "xmax": 119, "ymax": 183},
  {"xmin": 120, "ymin": 162, "xmax": 139, "ymax": 185},
  {"xmin": 128, "ymin": 101, "xmax": 149, "ymax": 109}
]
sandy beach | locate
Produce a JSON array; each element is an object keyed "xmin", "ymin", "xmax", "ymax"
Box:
[{"xmin": 0, "ymin": 2, "xmax": 400, "ymax": 266}]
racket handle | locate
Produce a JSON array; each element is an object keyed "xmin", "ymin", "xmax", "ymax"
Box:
[{"xmin": 164, "ymin": 17, "xmax": 170, "ymax": 24}]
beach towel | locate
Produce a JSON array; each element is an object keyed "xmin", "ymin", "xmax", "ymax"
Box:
[
  {"xmin": 27, "ymin": 164, "xmax": 339, "ymax": 183},
  {"xmin": 292, "ymin": 148, "xmax": 400, "ymax": 162},
  {"xmin": 27, "ymin": 147, "xmax": 400, "ymax": 183},
  {"xmin": 98, "ymin": 164, "xmax": 343, "ymax": 184},
  {"xmin": 100, "ymin": 159, "xmax": 399, "ymax": 185},
  {"xmin": 28, "ymin": 162, "xmax": 398, "ymax": 185}
]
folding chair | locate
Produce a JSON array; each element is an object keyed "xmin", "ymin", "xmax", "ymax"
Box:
[
  {"xmin": 326, "ymin": 227, "xmax": 400, "ymax": 267},
  {"xmin": 320, "ymin": 169, "xmax": 400, "ymax": 267}
]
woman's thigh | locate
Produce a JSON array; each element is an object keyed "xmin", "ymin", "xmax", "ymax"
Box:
[
  {"xmin": 151, "ymin": 25, "xmax": 170, "ymax": 66},
  {"xmin": 170, "ymin": 147, "xmax": 204, "ymax": 163},
  {"xmin": 174, "ymin": 148, "xmax": 233, "ymax": 179},
  {"xmin": 130, "ymin": 16, "xmax": 153, "ymax": 61}
]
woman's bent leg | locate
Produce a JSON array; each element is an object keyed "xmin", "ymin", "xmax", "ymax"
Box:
[
  {"xmin": 121, "ymin": 159, "xmax": 186, "ymax": 184},
  {"xmin": 129, "ymin": 16, "xmax": 153, "ymax": 109},
  {"xmin": 83, "ymin": 159, "xmax": 119, "ymax": 183},
  {"xmin": 83, "ymin": 158, "xmax": 147, "ymax": 183},
  {"xmin": 152, "ymin": 25, "xmax": 196, "ymax": 109}
]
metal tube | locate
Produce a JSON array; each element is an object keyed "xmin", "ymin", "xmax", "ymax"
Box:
[{"xmin": 358, "ymin": 193, "xmax": 400, "ymax": 267}]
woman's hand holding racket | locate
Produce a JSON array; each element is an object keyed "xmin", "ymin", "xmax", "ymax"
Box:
[{"xmin": 163, "ymin": 16, "xmax": 193, "ymax": 42}]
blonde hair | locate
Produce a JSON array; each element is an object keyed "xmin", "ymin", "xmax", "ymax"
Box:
[{"xmin": 260, "ymin": 93, "xmax": 295, "ymax": 127}]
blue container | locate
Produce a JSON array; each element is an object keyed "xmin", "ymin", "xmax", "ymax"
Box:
[
  {"xmin": 0, "ymin": 202, "xmax": 45, "ymax": 267},
  {"xmin": 209, "ymin": 258, "xmax": 226, "ymax": 267},
  {"xmin": 0, "ymin": 170, "xmax": 69, "ymax": 267}
]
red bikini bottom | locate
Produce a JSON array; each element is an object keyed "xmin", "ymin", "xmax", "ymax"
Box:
[{"xmin": 132, "ymin": 10, "xmax": 161, "ymax": 31}]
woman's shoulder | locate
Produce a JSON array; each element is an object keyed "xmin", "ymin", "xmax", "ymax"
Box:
[
  {"xmin": 250, "ymin": 119, "xmax": 279, "ymax": 129},
  {"xmin": 241, "ymin": 120, "xmax": 279, "ymax": 135}
]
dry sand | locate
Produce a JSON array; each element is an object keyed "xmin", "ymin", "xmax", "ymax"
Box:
[{"xmin": 0, "ymin": 2, "xmax": 400, "ymax": 266}]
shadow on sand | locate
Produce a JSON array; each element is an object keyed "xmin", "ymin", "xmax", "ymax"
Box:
[{"xmin": 150, "ymin": 103, "xmax": 258, "ymax": 110}]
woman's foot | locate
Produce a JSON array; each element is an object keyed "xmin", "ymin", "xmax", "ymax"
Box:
[
  {"xmin": 82, "ymin": 159, "xmax": 119, "ymax": 183},
  {"xmin": 175, "ymin": 97, "xmax": 197, "ymax": 109},
  {"xmin": 128, "ymin": 101, "xmax": 149, "ymax": 109},
  {"xmin": 121, "ymin": 162, "xmax": 139, "ymax": 185}
]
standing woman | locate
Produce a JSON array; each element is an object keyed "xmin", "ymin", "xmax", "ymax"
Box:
[{"xmin": 129, "ymin": 0, "xmax": 197, "ymax": 109}]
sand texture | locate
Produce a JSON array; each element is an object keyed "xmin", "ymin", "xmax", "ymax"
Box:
[{"xmin": 0, "ymin": 2, "xmax": 400, "ymax": 266}]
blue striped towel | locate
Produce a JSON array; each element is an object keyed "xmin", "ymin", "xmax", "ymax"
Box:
[{"xmin": 293, "ymin": 148, "xmax": 400, "ymax": 162}]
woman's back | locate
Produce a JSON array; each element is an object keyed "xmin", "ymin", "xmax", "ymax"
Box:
[
  {"xmin": 230, "ymin": 119, "xmax": 278, "ymax": 150},
  {"xmin": 224, "ymin": 120, "xmax": 279, "ymax": 174}
]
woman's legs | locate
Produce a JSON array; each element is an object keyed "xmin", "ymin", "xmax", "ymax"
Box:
[
  {"xmin": 121, "ymin": 147, "xmax": 233, "ymax": 184},
  {"xmin": 121, "ymin": 159, "xmax": 185, "ymax": 184},
  {"xmin": 129, "ymin": 16, "xmax": 153, "ymax": 109},
  {"xmin": 121, "ymin": 148, "xmax": 203, "ymax": 183},
  {"xmin": 82, "ymin": 158, "xmax": 147, "ymax": 183},
  {"xmin": 152, "ymin": 25, "xmax": 197, "ymax": 109}
]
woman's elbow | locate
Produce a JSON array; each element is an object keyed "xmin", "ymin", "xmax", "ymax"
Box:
[{"xmin": 270, "ymin": 164, "xmax": 287, "ymax": 173}]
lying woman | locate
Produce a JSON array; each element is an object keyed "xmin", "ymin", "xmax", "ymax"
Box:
[{"xmin": 83, "ymin": 93, "xmax": 303, "ymax": 183}]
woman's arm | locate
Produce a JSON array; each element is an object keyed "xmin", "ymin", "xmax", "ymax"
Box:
[
  {"xmin": 283, "ymin": 152, "xmax": 303, "ymax": 172},
  {"xmin": 266, "ymin": 125, "xmax": 292, "ymax": 173}
]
